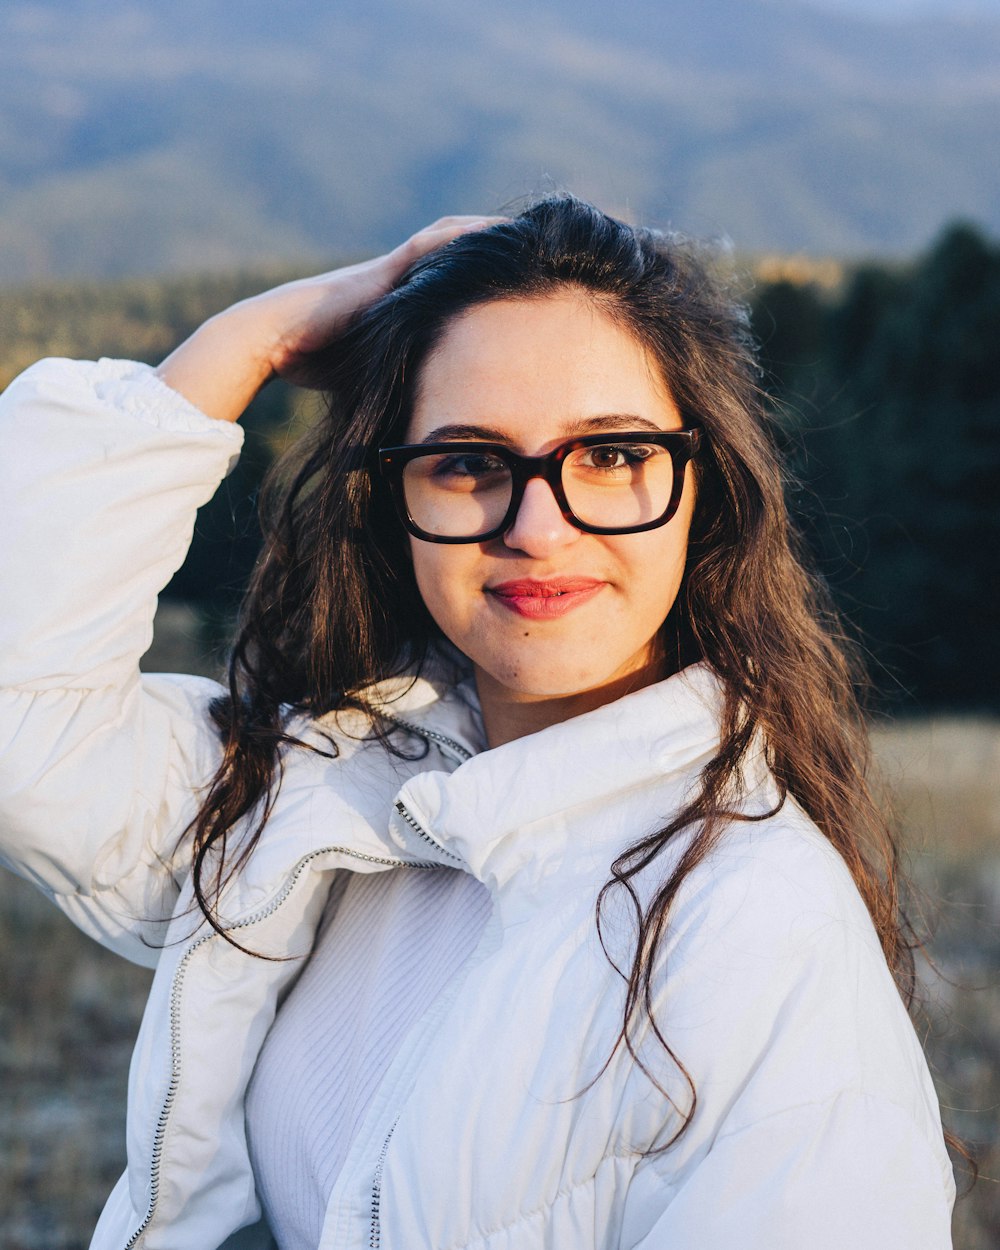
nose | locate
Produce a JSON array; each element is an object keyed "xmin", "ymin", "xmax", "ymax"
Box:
[{"xmin": 502, "ymin": 477, "xmax": 581, "ymax": 557}]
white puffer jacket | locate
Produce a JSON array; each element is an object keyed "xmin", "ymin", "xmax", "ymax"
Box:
[{"xmin": 0, "ymin": 359, "xmax": 955, "ymax": 1250}]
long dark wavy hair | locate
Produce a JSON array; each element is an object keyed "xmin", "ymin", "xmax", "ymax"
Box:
[{"xmin": 190, "ymin": 194, "xmax": 918, "ymax": 1141}]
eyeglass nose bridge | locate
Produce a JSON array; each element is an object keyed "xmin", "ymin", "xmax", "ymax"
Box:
[{"xmin": 496, "ymin": 446, "xmax": 579, "ymax": 534}]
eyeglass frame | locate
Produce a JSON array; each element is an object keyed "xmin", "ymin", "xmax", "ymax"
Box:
[{"xmin": 377, "ymin": 428, "xmax": 703, "ymax": 544}]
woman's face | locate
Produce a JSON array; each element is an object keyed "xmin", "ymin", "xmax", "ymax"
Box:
[{"xmin": 404, "ymin": 291, "xmax": 696, "ymax": 737}]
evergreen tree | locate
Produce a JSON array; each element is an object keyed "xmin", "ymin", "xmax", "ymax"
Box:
[{"xmin": 751, "ymin": 223, "xmax": 1000, "ymax": 711}]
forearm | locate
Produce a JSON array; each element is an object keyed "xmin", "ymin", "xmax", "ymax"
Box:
[{"xmin": 155, "ymin": 301, "xmax": 276, "ymax": 424}]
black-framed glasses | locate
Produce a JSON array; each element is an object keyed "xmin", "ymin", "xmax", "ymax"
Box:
[{"xmin": 378, "ymin": 429, "xmax": 702, "ymax": 544}]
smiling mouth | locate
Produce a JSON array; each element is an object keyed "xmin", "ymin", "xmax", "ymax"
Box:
[{"xmin": 486, "ymin": 579, "xmax": 605, "ymax": 618}]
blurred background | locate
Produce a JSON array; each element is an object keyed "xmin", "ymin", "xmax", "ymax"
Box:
[{"xmin": 0, "ymin": 0, "xmax": 998, "ymax": 1246}]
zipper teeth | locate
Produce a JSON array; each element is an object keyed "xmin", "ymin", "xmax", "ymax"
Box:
[
  {"xmin": 387, "ymin": 713, "xmax": 470, "ymax": 864},
  {"xmin": 124, "ymin": 707, "xmax": 469, "ymax": 1248},
  {"xmin": 124, "ymin": 931, "xmax": 205, "ymax": 1249},
  {"xmin": 369, "ymin": 1118, "xmax": 399, "ymax": 1249},
  {"xmin": 394, "ymin": 800, "xmax": 463, "ymax": 865},
  {"xmin": 383, "ymin": 714, "xmax": 474, "ymax": 763},
  {"xmin": 123, "ymin": 846, "xmax": 429, "ymax": 1249}
]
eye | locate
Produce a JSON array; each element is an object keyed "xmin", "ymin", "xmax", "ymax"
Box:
[
  {"xmin": 431, "ymin": 452, "xmax": 508, "ymax": 480},
  {"xmin": 418, "ymin": 450, "xmax": 512, "ymax": 496},
  {"xmin": 578, "ymin": 443, "xmax": 656, "ymax": 470}
]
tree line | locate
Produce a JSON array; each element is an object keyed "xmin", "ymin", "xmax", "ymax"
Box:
[
  {"xmin": 2, "ymin": 225, "xmax": 997, "ymax": 712},
  {"xmin": 751, "ymin": 222, "xmax": 999, "ymax": 712}
]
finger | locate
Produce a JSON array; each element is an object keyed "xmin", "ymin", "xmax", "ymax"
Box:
[
  {"xmin": 389, "ymin": 216, "xmax": 507, "ymax": 270},
  {"xmin": 415, "ymin": 214, "xmax": 507, "ymax": 234}
]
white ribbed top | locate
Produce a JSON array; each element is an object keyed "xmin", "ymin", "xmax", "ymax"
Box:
[{"xmin": 245, "ymin": 866, "xmax": 492, "ymax": 1249}]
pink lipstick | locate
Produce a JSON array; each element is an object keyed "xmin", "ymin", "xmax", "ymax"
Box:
[{"xmin": 486, "ymin": 578, "xmax": 605, "ymax": 619}]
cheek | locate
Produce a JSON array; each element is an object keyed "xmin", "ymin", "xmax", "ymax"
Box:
[
  {"xmin": 408, "ymin": 539, "xmax": 436, "ymax": 611},
  {"xmin": 408, "ymin": 539, "xmax": 472, "ymax": 635},
  {"xmin": 625, "ymin": 508, "xmax": 694, "ymax": 624},
  {"xmin": 636, "ymin": 541, "xmax": 688, "ymax": 617}
]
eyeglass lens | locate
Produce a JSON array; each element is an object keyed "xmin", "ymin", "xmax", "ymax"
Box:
[{"xmin": 400, "ymin": 440, "xmax": 676, "ymax": 538}]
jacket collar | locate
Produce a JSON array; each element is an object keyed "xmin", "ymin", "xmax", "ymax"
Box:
[{"xmin": 389, "ymin": 662, "xmax": 738, "ymax": 904}]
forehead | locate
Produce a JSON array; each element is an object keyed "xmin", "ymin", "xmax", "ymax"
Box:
[{"xmin": 407, "ymin": 292, "xmax": 681, "ymax": 448}]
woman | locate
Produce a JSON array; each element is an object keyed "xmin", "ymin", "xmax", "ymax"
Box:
[{"xmin": 0, "ymin": 197, "xmax": 955, "ymax": 1249}]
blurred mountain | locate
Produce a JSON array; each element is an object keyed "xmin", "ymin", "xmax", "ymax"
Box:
[{"xmin": 1, "ymin": 0, "xmax": 998, "ymax": 280}]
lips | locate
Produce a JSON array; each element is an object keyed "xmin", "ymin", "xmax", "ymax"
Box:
[{"xmin": 486, "ymin": 578, "xmax": 606, "ymax": 619}]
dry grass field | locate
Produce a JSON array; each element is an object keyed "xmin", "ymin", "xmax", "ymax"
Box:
[
  {"xmin": 1, "ymin": 604, "xmax": 998, "ymax": 1248},
  {"xmin": 871, "ymin": 719, "xmax": 1000, "ymax": 1250}
]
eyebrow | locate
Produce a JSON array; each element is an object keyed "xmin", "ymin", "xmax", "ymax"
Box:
[{"xmin": 417, "ymin": 414, "xmax": 669, "ymax": 444}]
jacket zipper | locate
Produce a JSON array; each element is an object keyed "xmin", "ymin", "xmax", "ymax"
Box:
[
  {"xmin": 394, "ymin": 799, "xmax": 464, "ymax": 866},
  {"xmin": 387, "ymin": 715, "xmax": 471, "ymax": 864},
  {"xmin": 123, "ymin": 846, "xmax": 432, "ymax": 1250},
  {"xmin": 125, "ymin": 714, "xmax": 472, "ymax": 1247},
  {"xmin": 378, "ymin": 718, "xmax": 471, "ymax": 1246},
  {"xmin": 124, "ymin": 931, "xmax": 207, "ymax": 1249},
  {"xmin": 369, "ymin": 1118, "xmax": 399, "ymax": 1248},
  {"xmin": 382, "ymin": 713, "xmax": 474, "ymax": 764}
]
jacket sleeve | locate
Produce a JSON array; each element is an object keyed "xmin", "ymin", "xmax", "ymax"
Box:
[
  {"xmin": 617, "ymin": 815, "xmax": 956, "ymax": 1249},
  {"xmin": 623, "ymin": 1090, "xmax": 955, "ymax": 1249},
  {"xmin": 0, "ymin": 357, "xmax": 246, "ymax": 965}
]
